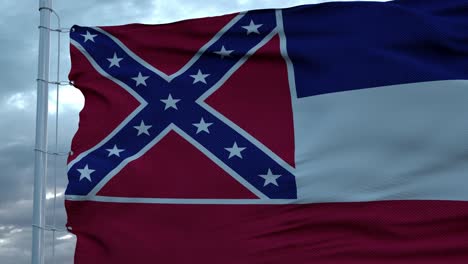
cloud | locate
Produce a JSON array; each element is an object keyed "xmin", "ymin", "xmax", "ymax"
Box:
[{"xmin": 48, "ymin": 85, "xmax": 84, "ymax": 114}]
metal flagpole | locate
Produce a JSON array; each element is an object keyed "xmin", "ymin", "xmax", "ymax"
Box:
[{"xmin": 32, "ymin": 0, "xmax": 52, "ymax": 263}]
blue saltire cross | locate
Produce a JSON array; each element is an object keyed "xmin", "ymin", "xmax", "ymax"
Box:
[{"xmin": 66, "ymin": 10, "xmax": 297, "ymax": 199}]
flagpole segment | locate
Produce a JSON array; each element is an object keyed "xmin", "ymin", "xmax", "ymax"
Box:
[{"xmin": 32, "ymin": 0, "xmax": 52, "ymax": 264}]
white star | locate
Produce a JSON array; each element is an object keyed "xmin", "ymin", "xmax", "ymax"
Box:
[
  {"xmin": 107, "ymin": 53, "xmax": 123, "ymax": 68},
  {"xmin": 190, "ymin": 69, "xmax": 210, "ymax": 84},
  {"xmin": 214, "ymin": 46, "xmax": 234, "ymax": 59},
  {"xmin": 106, "ymin": 144, "xmax": 125, "ymax": 157},
  {"xmin": 81, "ymin": 31, "xmax": 97, "ymax": 43},
  {"xmin": 160, "ymin": 94, "xmax": 180, "ymax": 110},
  {"xmin": 77, "ymin": 164, "xmax": 95, "ymax": 182},
  {"xmin": 132, "ymin": 72, "xmax": 149, "ymax": 87},
  {"xmin": 193, "ymin": 118, "xmax": 213, "ymax": 134},
  {"xmin": 225, "ymin": 142, "xmax": 246, "ymax": 159},
  {"xmin": 258, "ymin": 169, "xmax": 282, "ymax": 187},
  {"xmin": 242, "ymin": 20, "xmax": 263, "ymax": 35},
  {"xmin": 133, "ymin": 120, "xmax": 152, "ymax": 136}
]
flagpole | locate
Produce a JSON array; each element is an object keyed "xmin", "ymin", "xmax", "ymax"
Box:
[{"xmin": 32, "ymin": 0, "xmax": 52, "ymax": 263}]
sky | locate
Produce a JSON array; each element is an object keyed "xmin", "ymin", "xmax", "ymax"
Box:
[{"xmin": 0, "ymin": 0, "xmax": 384, "ymax": 263}]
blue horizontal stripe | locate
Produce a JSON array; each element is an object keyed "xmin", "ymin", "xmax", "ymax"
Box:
[{"xmin": 282, "ymin": 0, "xmax": 468, "ymax": 98}]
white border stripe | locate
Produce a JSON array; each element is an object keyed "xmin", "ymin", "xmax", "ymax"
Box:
[
  {"xmin": 276, "ymin": 10, "xmax": 298, "ymax": 101},
  {"xmin": 65, "ymin": 195, "xmax": 292, "ymax": 205},
  {"xmin": 276, "ymin": 10, "xmax": 298, "ymax": 169}
]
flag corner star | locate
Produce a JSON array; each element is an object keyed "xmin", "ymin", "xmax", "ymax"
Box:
[{"xmin": 81, "ymin": 31, "xmax": 97, "ymax": 42}]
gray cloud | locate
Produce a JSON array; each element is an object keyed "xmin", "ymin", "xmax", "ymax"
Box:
[{"xmin": 0, "ymin": 4, "xmax": 37, "ymax": 101}]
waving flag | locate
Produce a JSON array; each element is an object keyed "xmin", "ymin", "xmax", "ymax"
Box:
[{"xmin": 66, "ymin": 0, "xmax": 468, "ymax": 263}]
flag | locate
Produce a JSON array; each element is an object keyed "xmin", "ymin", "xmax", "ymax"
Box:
[{"xmin": 66, "ymin": 0, "xmax": 468, "ymax": 263}]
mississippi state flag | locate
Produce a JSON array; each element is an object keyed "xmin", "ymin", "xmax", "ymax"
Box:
[{"xmin": 66, "ymin": 0, "xmax": 468, "ymax": 263}]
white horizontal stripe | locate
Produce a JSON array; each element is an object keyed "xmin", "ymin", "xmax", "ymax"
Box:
[
  {"xmin": 294, "ymin": 80, "xmax": 468, "ymax": 202},
  {"xmin": 65, "ymin": 195, "xmax": 292, "ymax": 205}
]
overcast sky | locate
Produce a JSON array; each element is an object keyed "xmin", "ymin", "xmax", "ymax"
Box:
[{"xmin": 0, "ymin": 0, "xmax": 383, "ymax": 263}]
